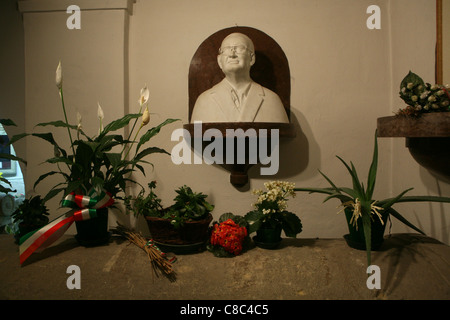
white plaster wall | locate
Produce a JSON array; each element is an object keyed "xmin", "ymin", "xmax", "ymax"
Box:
[
  {"xmin": 3, "ymin": 0, "xmax": 449, "ymax": 243},
  {"xmin": 128, "ymin": 0, "xmax": 394, "ymax": 238}
]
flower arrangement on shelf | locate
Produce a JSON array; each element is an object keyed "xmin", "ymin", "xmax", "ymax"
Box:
[
  {"xmin": 294, "ymin": 130, "xmax": 450, "ymax": 267},
  {"xmin": 207, "ymin": 212, "xmax": 249, "ymax": 257},
  {"xmin": 244, "ymin": 181, "xmax": 302, "ymax": 246},
  {"xmin": 1, "ymin": 61, "xmax": 179, "ymax": 263},
  {"xmin": 397, "ymin": 71, "xmax": 450, "ymax": 116}
]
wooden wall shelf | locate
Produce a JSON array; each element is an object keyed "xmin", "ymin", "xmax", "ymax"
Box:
[
  {"xmin": 377, "ymin": 113, "xmax": 450, "ymax": 179},
  {"xmin": 183, "ymin": 122, "xmax": 296, "ymax": 186}
]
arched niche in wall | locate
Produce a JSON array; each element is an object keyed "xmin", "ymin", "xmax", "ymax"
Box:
[{"xmin": 183, "ymin": 26, "xmax": 296, "ymax": 187}]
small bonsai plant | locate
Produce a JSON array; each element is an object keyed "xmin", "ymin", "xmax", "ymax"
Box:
[
  {"xmin": 244, "ymin": 181, "xmax": 303, "ymax": 241},
  {"xmin": 294, "ymin": 130, "xmax": 450, "ymax": 266},
  {"xmin": 11, "ymin": 195, "xmax": 49, "ymax": 239},
  {"xmin": 207, "ymin": 212, "xmax": 249, "ymax": 257}
]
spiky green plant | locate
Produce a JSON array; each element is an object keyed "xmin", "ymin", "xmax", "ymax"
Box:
[{"xmin": 295, "ymin": 130, "xmax": 450, "ymax": 266}]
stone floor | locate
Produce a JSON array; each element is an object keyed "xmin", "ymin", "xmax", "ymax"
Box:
[{"xmin": 0, "ymin": 232, "xmax": 449, "ymax": 302}]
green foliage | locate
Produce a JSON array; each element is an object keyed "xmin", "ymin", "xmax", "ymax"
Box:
[
  {"xmin": 0, "ymin": 174, "xmax": 16, "ymax": 194},
  {"xmin": 163, "ymin": 185, "xmax": 214, "ymax": 228},
  {"xmin": 11, "ymin": 195, "xmax": 49, "ymax": 233},
  {"xmin": 127, "ymin": 183, "xmax": 215, "ymax": 229},
  {"xmin": 244, "ymin": 181, "xmax": 302, "ymax": 238},
  {"xmin": 295, "ymin": 130, "xmax": 450, "ymax": 266},
  {"xmin": 125, "ymin": 181, "xmax": 164, "ymax": 217},
  {"xmin": 398, "ymin": 71, "xmax": 450, "ymax": 114},
  {"xmin": 3, "ymin": 114, "xmax": 178, "ymax": 202}
]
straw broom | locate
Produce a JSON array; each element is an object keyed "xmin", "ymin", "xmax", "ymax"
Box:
[{"xmin": 113, "ymin": 222, "xmax": 177, "ymax": 282}]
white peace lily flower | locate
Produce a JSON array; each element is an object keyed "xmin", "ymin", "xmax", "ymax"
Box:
[
  {"xmin": 76, "ymin": 111, "xmax": 82, "ymax": 131},
  {"xmin": 142, "ymin": 106, "xmax": 150, "ymax": 126},
  {"xmin": 139, "ymin": 85, "xmax": 150, "ymax": 107},
  {"xmin": 56, "ymin": 61, "xmax": 62, "ymax": 89},
  {"xmin": 97, "ymin": 102, "xmax": 104, "ymax": 133},
  {"xmin": 97, "ymin": 102, "xmax": 104, "ymax": 120}
]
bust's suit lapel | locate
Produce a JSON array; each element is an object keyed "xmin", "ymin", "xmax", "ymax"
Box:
[
  {"xmin": 238, "ymin": 82, "xmax": 264, "ymax": 122},
  {"xmin": 210, "ymin": 79, "xmax": 240, "ymax": 121}
]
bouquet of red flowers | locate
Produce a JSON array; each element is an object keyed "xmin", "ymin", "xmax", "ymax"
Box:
[{"xmin": 208, "ymin": 213, "xmax": 249, "ymax": 257}]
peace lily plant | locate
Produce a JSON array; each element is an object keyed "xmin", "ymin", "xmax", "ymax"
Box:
[
  {"xmin": 294, "ymin": 131, "xmax": 450, "ymax": 266},
  {"xmin": 2, "ymin": 61, "xmax": 178, "ymax": 203},
  {"xmin": 1, "ymin": 61, "xmax": 180, "ymax": 263}
]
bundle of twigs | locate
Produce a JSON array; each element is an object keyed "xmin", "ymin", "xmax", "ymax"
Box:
[{"xmin": 112, "ymin": 222, "xmax": 177, "ymax": 282}]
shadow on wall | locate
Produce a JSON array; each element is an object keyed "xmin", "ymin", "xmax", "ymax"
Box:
[
  {"xmin": 418, "ymin": 168, "xmax": 449, "ymax": 244},
  {"xmin": 243, "ymin": 108, "xmax": 321, "ymax": 189}
]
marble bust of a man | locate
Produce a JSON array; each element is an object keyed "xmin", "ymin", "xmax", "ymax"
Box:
[{"xmin": 191, "ymin": 32, "xmax": 289, "ymax": 123}]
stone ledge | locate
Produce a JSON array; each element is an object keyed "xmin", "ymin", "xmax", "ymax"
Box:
[{"xmin": 18, "ymin": 0, "xmax": 135, "ymax": 14}]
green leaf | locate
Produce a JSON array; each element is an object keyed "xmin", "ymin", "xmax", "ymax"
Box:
[
  {"xmin": 392, "ymin": 195, "xmax": 450, "ymax": 204},
  {"xmin": 336, "ymin": 156, "xmax": 364, "ymax": 199},
  {"xmin": 244, "ymin": 210, "xmax": 264, "ymax": 234},
  {"xmin": 377, "ymin": 188, "xmax": 414, "ymax": 209},
  {"xmin": 135, "ymin": 146, "xmax": 170, "ymax": 162},
  {"xmin": 318, "ymin": 170, "xmax": 341, "ymax": 193},
  {"xmin": 386, "ymin": 207, "xmax": 425, "ymax": 235},
  {"xmin": 0, "ymin": 153, "xmax": 27, "ymax": 165},
  {"xmin": 99, "ymin": 114, "xmax": 140, "ymax": 139},
  {"xmin": 36, "ymin": 120, "xmax": 78, "ymax": 130},
  {"xmin": 361, "ymin": 211, "xmax": 372, "ymax": 267},
  {"xmin": 219, "ymin": 212, "xmax": 235, "ymax": 223},
  {"xmin": 135, "ymin": 118, "xmax": 179, "ymax": 154},
  {"xmin": 322, "ymin": 192, "xmax": 353, "ymax": 203},
  {"xmin": 0, "ymin": 119, "xmax": 17, "ymax": 126},
  {"xmin": 64, "ymin": 180, "xmax": 83, "ymax": 196},
  {"xmin": 294, "ymin": 187, "xmax": 336, "ymax": 195},
  {"xmin": 400, "ymin": 71, "xmax": 424, "ymax": 90},
  {"xmin": 45, "ymin": 156, "xmax": 73, "ymax": 165},
  {"xmin": 8, "ymin": 133, "xmax": 29, "ymax": 145},
  {"xmin": 366, "ymin": 130, "xmax": 378, "ymax": 200},
  {"xmin": 33, "ymin": 171, "xmax": 68, "ymax": 190},
  {"xmin": 281, "ymin": 211, "xmax": 303, "ymax": 237},
  {"xmin": 45, "ymin": 188, "xmax": 65, "ymax": 203},
  {"xmin": 106, "ymin": 153, "xmax": 122, "ymax": 168}
]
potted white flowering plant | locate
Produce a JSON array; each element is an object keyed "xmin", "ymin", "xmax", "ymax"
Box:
[
  {"xmin": 294, "ymin": 131, "xmax": 450, "ymax": 267},
  {"xmin": 244, "ymin": 181, "xmax": 302, "ymax": 249},
  {"xmin": 2, "ymin": 61, "xmax": 178, "ymax": 264}
]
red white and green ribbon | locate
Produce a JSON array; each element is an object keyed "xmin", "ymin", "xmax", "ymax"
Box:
[
  {"xmin": 19, "ymin": 189, "xmax": 114, "ymax": 264},
  {"xmin": 145, "ymin": 239, "xmax": 177, "ymax": 263}
]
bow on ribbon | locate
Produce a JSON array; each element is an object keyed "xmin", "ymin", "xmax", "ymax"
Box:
[{"xmin": 19, "ymin": 189, "xmax": 114, "ymax": 264}]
